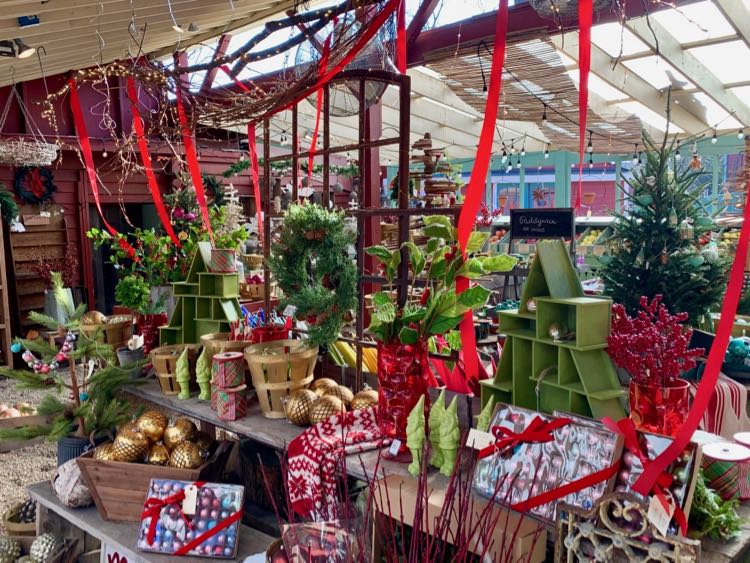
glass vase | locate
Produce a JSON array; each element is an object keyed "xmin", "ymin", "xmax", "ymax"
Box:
[
  {"xmin": 376, "ymin": 340, "xmax": 430, "ymax": 458},
  {"xmin": 629, "ymin": 379, "xmax": 690, "ymax": 437}
]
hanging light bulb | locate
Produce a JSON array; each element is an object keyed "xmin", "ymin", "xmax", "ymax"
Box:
[
  {"xmin": 541, "ymin": 105, "xmax": 548, "ymax": 126},
  {"xmin": 516, "ymin": 157, "xmax": 522, "ymax": 169},
  {"xmin": 739, "ymin": 128, "xmax": 745, "ymax": 140},
  {"xmin": 632, "ymin": 144, "xmax": 638, "ymax": 165},
  {"xmin": 501, "ymin": 149, "xmax": 508, "ymax": 163},
  {"xmin": 510, "ymin": 141, "xmax": 516, "ymax": 155},
  {"xmin": 521, "ymin": 144, "xmax": 526, "ymax": 157},
  {"xmin": 586, "ymin": 131, "xmax": 593, "ymax": 154},
  {"xmin": 588, "ymin": 157, "xmax": 594, "ymax": 169},
  {"xmin": 102, "ymin": 148, "xmax": 108, "ymax": 158},
  {"xmin": 506, "ymin": 161, "xmax": 512, "ymax": 173},
  {"xmin": 166, "ymin": 0, "xmax": 184, "ymax": 33},
  {"xmin": 544, "ymin": 146, "xmax": 550, "ymax": 159},
  {"xmin": 711, "ymin": 130, "xmax": 718, "ymax": 144},
  {"xmin": 675, "ymin": 145, "xmax": 681, "ymax": 160}
]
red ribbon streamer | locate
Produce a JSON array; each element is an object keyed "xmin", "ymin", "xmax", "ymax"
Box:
[
  {"xmin": 69, "ymin": 79, "xmax": 137, "ymax": 260},
  {"xmin": 174, "ymin": 83, "xmax": 214, "ymax": 243},
  {"xmin": 478, "ymin": 416, "xmax": 571, "ymax": 458},
  {"xmin": 575, "ymin": 0, "xmax": 593, "ymax": 210},
  {"xmin": 603, "ymin": 417, "xmax": 687, "ymax": 535},
  {"xmin": 247, "ymin": 124, "xmax": 264, "ymax": 249},
  {"xmin": 397, "ymin": 0, "xmax": 407, "ymax": 74},
  {"xmin": 308, "ymin": 35, "xmax": 332, "ymax": 188},
  {"xmin": 219, "ymin": 65, "xmax": 263, "ymax": 96},
  {"xmin": 634, "ymin": 179, "xmax": 750, "ymax": 497},
  {"xmin": 126, "ymin": 77, "xmax": 181, "ymax": 248}
]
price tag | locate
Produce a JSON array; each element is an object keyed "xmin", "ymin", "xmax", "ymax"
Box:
[
  {"xmin": 388, "ymin": 439, "xmax": 402, "ymax": 457},
  {"xmin": 182, "ymin": 485, "xmax": 198, "ymax": 516},
  {"xmin": 283, "ymin": 305, "xmax": 297, "ymax": 318},
  {"xmin": 465, "ymin": 428, "xmax": 495, "ymax": 451},
  {"xmin": 647, "ymin": 494, "xmax": 675, "ymax": 537}
]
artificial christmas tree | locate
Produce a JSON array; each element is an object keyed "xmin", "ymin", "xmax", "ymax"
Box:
[{"xmin": 599, "ymin": 135, "xmax": 729, "ymax": 325}]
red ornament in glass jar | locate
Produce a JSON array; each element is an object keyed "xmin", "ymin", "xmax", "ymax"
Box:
[
  {"xmin": 376, "ymin": 339, "xmax": 430, "ymax": 459},
  {"xmin": 629, "ymin": 378, "xmax": 690, "ymax": 437}
]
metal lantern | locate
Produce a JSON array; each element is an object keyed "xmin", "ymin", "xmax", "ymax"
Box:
[
  {"xmin": 679, "ymin": 218, "xmax": 694, "ymax": 241},
  {"xmin": 529, "ymin": 0, "xmax": 612, "ymax": 19}
]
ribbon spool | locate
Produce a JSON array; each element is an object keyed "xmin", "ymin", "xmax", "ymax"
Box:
[
  {"xmin": 702, "ymin": 441, "xmax": 750, "ymax": 501},
  {"xmin": 212, "ymin": 352, "xmax": 245, "ymax": 388}
]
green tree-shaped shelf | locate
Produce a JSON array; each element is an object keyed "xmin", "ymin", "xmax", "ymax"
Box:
[
  {"xmin": 481, "ymin": 239, "xmax": 626, "ymax": 420},
  {"xmin": 160, "ymin": 242, "xmax": 243, "ymax": 345}
]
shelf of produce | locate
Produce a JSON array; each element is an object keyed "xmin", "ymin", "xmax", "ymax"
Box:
[
  {"xmin": 28, "ymin": 482, "xmax": 275, "ymax": 562},
  {"xmin": 125, "ymin": 380, "xmax": 412, "ymax": 483}
]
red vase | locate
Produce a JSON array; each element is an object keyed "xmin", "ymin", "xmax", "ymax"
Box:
[
  {"xmin": 137, "ymin": 313, "xmax": 168, "ymax": 354},
  {"xmin": 250, "ymin": 325, "xmax": 288, "ymax": 344},
  {"xmin": 629, "ymin": 379, "xmax": 690, "ymax": 437},
  {"xmin": 376, "ymin": 340, "xmax": 430, "ymax": 458}
]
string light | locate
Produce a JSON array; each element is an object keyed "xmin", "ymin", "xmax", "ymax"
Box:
[
  {"xmin": 711, "ymin": 130, "xmax": 718, "ymax": 144},
  {"xmin": 739, "ymin": 128, "xmax": 745, "ymax": 140},
  {"xmin": 541, "ymin": 105, "xmax": 548, "ymax": 126},
  {"xmin": 166, "ymin": 0, "xmax": 184, "ymax": 33},
  {"xmin": 586, "ymin": 130, "xmax": 593, "ymax": 153},
  {"xmin": 544, "ymin": 145, "xmax": 550, "ymax": 159},
  {"xmin": 588, "ymin": 156, "xmax": 594, "ymax": 169},
  {"xmin": 520, "ymin": 143, "xmax": 526, "ymax": 157},
  {"xmin": 501, "ymin": 148, "xmax": 507, "ymax": 163},
  {"xmin": 675, "ymin": 145, "xmax": 681, "ymax": 160},
  {"xmin": 631, "ymin": 144, "xmax": 638, "ymax": 165},
  {"xmin": 516, "ymin": 157, "xmax": 521, "ymax": 169}
]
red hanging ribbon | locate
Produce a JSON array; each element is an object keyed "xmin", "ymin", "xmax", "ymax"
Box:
[
  {"xmin": 219, "ymin": 65, "xmax": 263, "ymax": 96},
  {"xmin": 397, "ymin": 0, "xmax": 407, "ymax": 74},
  {"xmin": 308, "ymin": 35, "xmax": 332, "ymax": 188},
  {"xmin": 247, "ymin": 123, "xmax": 264, "ymax": 249},
  {"xmin": 126, "ymin": 77, "xmax": 181, "ymax": 248},
  {"xmin": 575, "ymin": 0, "xmax": 593, "ymax": 210},
  {"xmin": 632, "ymin": 182, "xmax": 750, "ymax": 503},
  {"xmin": 69, "ymin": 79, "xmax": 137, "ymax": 260},
  {"xmin": 174, "ymin": 84, "xmax": 214, "ymax": 243},
  {"xmin": 478, "ymin": 416, "xmax": 571, "ymax": 458}
]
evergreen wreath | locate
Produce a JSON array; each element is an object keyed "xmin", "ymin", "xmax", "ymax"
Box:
[
  {"xmin": 14, "ymin": 166, "xmax": 56, "ymax": 204},
  {"xmin": 268, "ymin": 203, "xmax": 357, "ymax": 347}
]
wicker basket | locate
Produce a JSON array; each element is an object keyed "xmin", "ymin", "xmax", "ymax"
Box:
[
  {"xmin": 241, "ymin": 253, "xmax": 264, "ymax": 270},
  {"xmin": 240, "ymin": 282, "xmax": 268, "ymax": 300},
  {"xmin": 149, "ymin": 344, "xmax": 198, "ymax": 395},
  {"xmin": 78, "ymin": 315, "xmax": 133, "ymax": 363},
  {"xmin": 244, "ymin": 340, "xmax": 317, "ymax": 419},
  {"xmin": 2, "ymin": 502, "xmax": 35, "ymax": 536}
]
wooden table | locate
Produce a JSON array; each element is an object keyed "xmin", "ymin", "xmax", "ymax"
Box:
[{"xmin": 28, "ymin": 482, "xmax": 274, "ymax": 563}]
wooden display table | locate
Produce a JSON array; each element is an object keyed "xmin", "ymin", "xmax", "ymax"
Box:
[{"xmin": 27, "ymin": 482, "xmax": 274, "ymax": 562}]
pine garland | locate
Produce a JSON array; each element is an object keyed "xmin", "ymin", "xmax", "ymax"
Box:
[{"xmin": 268, "ymin": 203, "xmax": 357, "ymax": 346}]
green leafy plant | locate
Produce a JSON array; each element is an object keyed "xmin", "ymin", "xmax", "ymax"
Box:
[
  {"xmin": 114, "ymin": 275, "xmax": 166, "ymax": 314},
  {"xmin": 0, "ymin": 274, "xmax": 144, "ymax": 442},
  {"xmin": 366, "ymin": 216, "xmax": 517, "ymax": 347},
  {"xmin": 689, "ymin": 470, "xmax": 742, "ymax": 541},
  {"xmin": 0, "ymin": 182, "xmax": 19, "ymax": 224}
]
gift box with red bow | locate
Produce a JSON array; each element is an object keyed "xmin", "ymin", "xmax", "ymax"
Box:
[{"xmin": 137, "ymin": 480, "xmax": 244, "ymax": 558}]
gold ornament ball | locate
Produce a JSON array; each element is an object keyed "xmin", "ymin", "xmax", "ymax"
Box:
[
  {"xmin": 193, "ymin": 431, "xmax": 213, "ymax": 452},
  {"xmin": 111, "ymin": 430, "xmax": 149, "ymax": 463},
  {"xmin": 92, "ymin": 443, "xmax": 117, "ymax": 461},
  {"xmin": 163, "ymin": 418, "xmax": 198, "ymax": 450},
  {"xmin": 146, "ymin": 442, "xmax": 171, "ymax": 466},
  {"xmin": 118, "ymin": 420, "xmax": 139, "ymax": 435},
  {"xmin": 350, "ymin": 390, "xmax": 379, "ymax": 411},
  {"xmin": 169, "ymin": 442, "xmax": 203, "ymax": 469},
  {"xmin": 136, "ymin": 411, "xmax": 168, "ymax": 442},
  {"xmin": 309, "ymin": 395, "xmax": 346, "ymax": 425},
  {"xmin": 325, "ymin": 385, "xmax": 354, "ymax": 407},
  {"xmin": 309, "ymin": 378, "xmax": 338, "ymax": 396},
  {"xmin": 285, "ymin": 389, "xmax": 318, "ymax": 426}
]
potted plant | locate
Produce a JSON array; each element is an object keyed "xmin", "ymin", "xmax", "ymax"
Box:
[
  {"xmin": 114, "ymin": 275, "xmax": 167, "ymax": 357},
  {"xmin": 31, "ymin": 252, "xmax": 78, "ymax": 326},
  {"xmin": 0, "ymin": 273, "xmax": 144, "ymax": 465},
  {"xmin": 209, "ymin": 188, "xmax": 247, "ymax": 273},
  {"xmin": 365, "ymin": 216, "xmax": 517, "ymax": 455},
  {"xmin": 607, "ymin": 294, "xmax": 703, "ymax": 437}
]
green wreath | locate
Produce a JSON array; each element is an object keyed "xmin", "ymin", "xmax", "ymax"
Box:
[
  {"xmin": 14, "ymin": 166, "xmax": 56, "ymax": 204},
  {"xmin": 268, "ymin": 204, "xmax": 357, "ymax": 347}
]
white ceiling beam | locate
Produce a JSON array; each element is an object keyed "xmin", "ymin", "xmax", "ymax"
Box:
[
  {"xmin": 625, "ymin": 16, "xmax": 750, "ymax": 126},
  {"xmin": 714, "ymin": 0, "xmax": 750, "ymax": 50},
  {"xmin": 551, "ymin": 34, "xmax": 705, "ymax": 135}
]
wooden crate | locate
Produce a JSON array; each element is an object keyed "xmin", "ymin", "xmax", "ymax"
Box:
[
  {"xmin": 0, "ymin": 414, "xmax": 51, "ymax": 453},
  {"xmin": 76, "ymin": 441, "xmax": 234, "ymax": 522}
]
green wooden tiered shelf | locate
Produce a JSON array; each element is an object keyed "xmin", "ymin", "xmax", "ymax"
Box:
[
  {"xmin": 480, "ymin": 239, "xmax": 626, "ymax": 419},
  {"xmin": 159, "ymin": 242, "xmax": 243, "ymax": 345}
]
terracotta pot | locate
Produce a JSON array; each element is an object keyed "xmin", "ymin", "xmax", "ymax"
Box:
[{"xmin": 629, "ymin": 378, "xmax": 690, "ymax": 437}]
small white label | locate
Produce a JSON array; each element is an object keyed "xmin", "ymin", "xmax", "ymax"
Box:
[
  {"xmin": 283, "ymin": 305, "xmax": 297, "ymax": 318},
  {"xmin": 647, "ymin": 494, "xmax": 674, "ymax": 537},
  {"xmin": 182, "ymin": 485, "xmax": 198, "ymax": 516},
  {"xmin": 466, "ymin": 428, "xmax": 495, "ymax": 451},
  {"xmin": 87, "ymin": 359, "xmax": 95, "ymax": 378},
  {"xmin": 389, "ymin": 439, "xmax": 402, "ymax": 456}
]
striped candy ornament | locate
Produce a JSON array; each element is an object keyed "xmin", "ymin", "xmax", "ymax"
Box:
[
  {"xmin": 212, "ymin": 351, "xmax": 245, "ymax": 388},
  {"xmin": 216, "ymin": 384, "xmax": 247, "ymax": 421}
]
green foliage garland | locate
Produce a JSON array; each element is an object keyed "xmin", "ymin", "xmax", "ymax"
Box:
[
  {"xmin": 0, "ymin": 183, "xmax": 19, "ymax": 224},
  {"xmin": 268, "ymin": 204, "xmax": 357, "ymax": 347}
]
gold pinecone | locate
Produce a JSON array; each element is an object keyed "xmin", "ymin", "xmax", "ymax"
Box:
[
  {"xmin": 325, "ymin": 385, "xmax": 354, "ymax": 407},
  {"xmin": 350, "ymin": 389, "xmax": 379, "ymax": 411},
  {"xmin": 163, "ymin": 418, "xmax": 198, "ymax": 450},
  {"xmin": 136, "ymin": 411, "xmax": 168, "ymax": 442},
  {"xmin": 309, "ymin": 395, "xmax": 346, "ymax": 425},
  {"xmin": 285, "ymin": 389, "xmax": 318, "ymax": 426},
  {"xmin": 111, "ymin": 431, "xmax": 149, "ymax": 463},
  {"xmin": 146, "ymin": 442, "xmax": 171, "ymax": 466},
  {"xmin": 169, "ymin": 442, "xmax": 203, "ymax": 469},
  {"xmin": 92, "ymin": 443, "xmax": 117, "ymax": 461}
]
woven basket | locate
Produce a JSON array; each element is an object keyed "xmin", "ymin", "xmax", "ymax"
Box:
[
  {"xmin": 240, "ymin": 282, "xmax": 274, "ymax": 301},
  {"xmin": 200, "ymin": 332, "xmax": 252, "ymax": 358},
  {"xmin": 149, "ymin": 344, "xmax": 199, "ymax": 395},
  {"xmin": 78, "ymin": 315, "xmax": 133, "ymax": 363},
  {"xmin": 2, "ymin": 502, "xmax": 35, "ymax": 536},
  {"xmin": 244, "ymin": 340, "xmax": 317, "ymax": 419},
  {"xmin": 241, "ymin": 253, "xmax": 264, "ymax": 270}
]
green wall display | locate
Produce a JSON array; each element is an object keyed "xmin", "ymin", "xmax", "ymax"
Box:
[
  {"xmin": 481, "ymin": 239, "xmax": 626, "ymax": 420},
  {"xmin": 159, "ymin": 242, "xmax": 243, "ymax": 345}
]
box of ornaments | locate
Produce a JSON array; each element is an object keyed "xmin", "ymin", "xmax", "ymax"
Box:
[
  {"xmin": 0, "ymin": 533, "xmax": 77, "ymax": 563},
  {"xmin": 76, "ymin": 411, "xmax": 233, "ymax": 522}
]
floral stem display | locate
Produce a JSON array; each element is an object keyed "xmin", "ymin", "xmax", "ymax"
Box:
[{"xmin": 268, "ymin": 203, "xmax": 357, "ymax": 347}]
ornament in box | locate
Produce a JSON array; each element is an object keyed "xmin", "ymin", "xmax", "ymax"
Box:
[
  {"xmin": 164, "ymin": 418, "xmax": 198, "ymax": 450},
  {"xmin": 169, "ymin": 442, "xmax": 204, "ymax": 469},
  {"xmin": 138, "ymin": 479, "xmax": 244, "ymax": 559},
  {"xmin": 473, "ymin": 404, "xmax": 623, "ymax": 524},
  {"xmin": 216, "ymin": 384, "xmax": 247, "ymax": 421},
  {"xmin": 137, "ymin": 410, "xmax": 168, "ymax": 442},
  {"xmin": 285, "ymin": 389, "xmax": 318, "ymax": 426},
  {"xmin": 211, "ymin": 352, "xmax": 244, "ymax": 388}
]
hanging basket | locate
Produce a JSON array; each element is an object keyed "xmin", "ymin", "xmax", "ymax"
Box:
[{"xmin": 0, "ymin": 138, "xmax": 58, "ymax": 167}]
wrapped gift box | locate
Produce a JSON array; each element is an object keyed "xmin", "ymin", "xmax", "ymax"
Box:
[
  {"xmin": 211, "ymin": 352, "xmax": 245, "ymax": 388},
  {"xmin": 216, "ymin": 384, "xmax": 247, "ymax": 421},
  {"xmin": 137, "ymin": 480, "xmax": 244, "ymax": 559}
]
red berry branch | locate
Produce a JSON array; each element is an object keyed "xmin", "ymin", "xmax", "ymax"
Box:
[{"xmin": 607, "ymin": 294, "xmax": 703, "ymax": 387}]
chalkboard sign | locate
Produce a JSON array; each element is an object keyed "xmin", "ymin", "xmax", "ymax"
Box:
[{"xmin": 510, "ymin": 208, "xmax": 575, "ymax": 239}]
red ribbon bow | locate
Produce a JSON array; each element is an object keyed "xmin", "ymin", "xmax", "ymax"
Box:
[
  {"xmin": 142, "ymin": 490, "xmax": 192, "ymax": 545},
  {"xmin": 603, "ymin": 417, "xmax": 687, "ymax": 535},
  {"xmin": 479, "ymin": 416, "xmax": 571, "ymax": 459}
]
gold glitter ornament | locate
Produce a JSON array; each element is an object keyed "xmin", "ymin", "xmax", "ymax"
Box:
[
  {"xmin": 285, "ymin": 389, "xmax": 318, "ymax": 426},
  {"xmin": 111, "ymin": 430, "xmax": 149, "ymax": 463},
  {"xmin": 92, "ymin": 443, "xmax": 117, "ymax": 461},
  {"xmin": 309, "ymin": 378, "xmax": 338, "ymax": 396},
  {"xmin": 146, "ymin": 442, "xmax": 170, "ymax": 466},
  {"xmin": 309, "ymin": 395, "xmax": 346, "ymax": 425},
  {"xmin": 325, "ymin": 385, "xmax": 354, "ymax": 407},
  {"xmin": 163, "ymin": 418, "xmax": 198, "ymax": 450},
  {"xmin": 169, "ymin": 442, "xmax": 203, "ymax": 469},
  {"xmin": 136, "ymin": 411, "xmax": 168, "ymax": 442},
  {"xmin": 117, "ymin": 420, "xmax": 139, "ymax": 435},
  {"xmin": 350, "ymin": 389, "xmax": 378, "ymax": 411}
]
